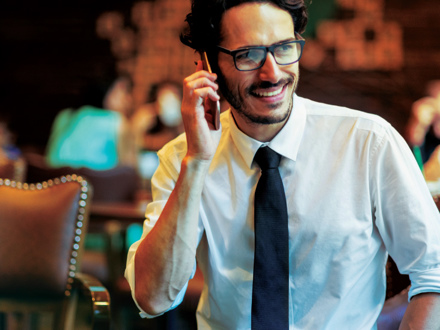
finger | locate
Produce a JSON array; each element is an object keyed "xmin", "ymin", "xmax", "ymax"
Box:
[
  {"xmin": 191, "ymin": 87, "xmax": 220, "ymax": 107},
  {"xmin": 206, "ymin": 88, "xmax": 220, "ymax": 102},
  {"xmin": 184, "ymin": 71, "xmax": 218, "ymax": 91},
  {"xmin": 189, "ymin": 70, "xmax": 218, "ymax": 85},
  {"xmin": 185, "ymin": 77, "xmax": 219, "ymax": 97}
]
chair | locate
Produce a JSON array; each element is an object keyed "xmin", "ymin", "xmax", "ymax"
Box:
[
  {"xmin": 24, "ymin": 152, "xmax": 139, "ymax": 202},
  {"xmin": 0, "ymin": 176, "xmax": 111, "ymax": 330},
  {"xmin": 24, "ymin": 152, "xmax": 141, "ymax": 286}
]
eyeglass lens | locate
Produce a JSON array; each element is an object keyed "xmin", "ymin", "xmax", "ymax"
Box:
[{"xmin": 235, "ymin": 42, "xmax": 302, "ymax": 71}]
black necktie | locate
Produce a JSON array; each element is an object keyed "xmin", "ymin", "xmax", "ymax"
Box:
[{"xmin": 252, "ymin": 146, "xmax": 289, "ymax": 329}]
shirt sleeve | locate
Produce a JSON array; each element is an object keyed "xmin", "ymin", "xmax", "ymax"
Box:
[
  {"xmin": 124, "ymin": 138, "xmax": 201, "ymax": 318},
  {"xmin": 371, "ymin": 125, "xmax": 440, "ymax": 300}
]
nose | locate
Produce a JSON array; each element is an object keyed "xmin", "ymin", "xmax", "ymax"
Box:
[{"xmin": 258, "ymin": 52, "xmax": 282, "ymax": 83}]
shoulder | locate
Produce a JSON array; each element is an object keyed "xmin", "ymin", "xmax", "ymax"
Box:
[{"xmin": 298, "ymin": 96, "xmax": 392, "ymax": 136}]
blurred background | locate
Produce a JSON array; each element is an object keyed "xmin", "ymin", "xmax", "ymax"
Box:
[
  {"xmin": 1, "ymin": 0, "xmax": 440, "ymax": 329},
  {"xmin": 0, "ymin": 0, "xmax": 439, "ymax": 152}
]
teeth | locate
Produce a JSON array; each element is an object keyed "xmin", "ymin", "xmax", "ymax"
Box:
[{"xmin": 254, "ymin": 87, "xmax": 283, "ymax": 97}]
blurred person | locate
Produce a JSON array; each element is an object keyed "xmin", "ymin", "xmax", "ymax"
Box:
[
  {"xmin": 406, "ymin": 80, "xmax": 440, "ymax": 182},
  {"xmin": 131, "ymin": 81, "xmax": 184, "ymax": 184},
  {"xmin": 126, "ymin": 1, "xmax": 440, "ymax": 329},
  {"xmin": 131, "ymin": 81, "xmax": 184, "ymax": 152},
  {"xmin": 46, "ymin": 75, "xmax": 138, "ymax": 171}
]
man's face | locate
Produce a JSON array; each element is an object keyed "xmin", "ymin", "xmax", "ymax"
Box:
[{"xmin": 217, "ymin": 2, "xmax": 300, "ymax": 140}]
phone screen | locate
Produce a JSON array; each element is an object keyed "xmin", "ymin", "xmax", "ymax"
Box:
[{"xmin": 201, "ymin": 51, "xmax": 221, "ymax": 130}]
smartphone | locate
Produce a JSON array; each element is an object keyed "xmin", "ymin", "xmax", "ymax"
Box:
[{"xmin": 201, "ymin": 51, "xmax": 221, "ymax": 130}]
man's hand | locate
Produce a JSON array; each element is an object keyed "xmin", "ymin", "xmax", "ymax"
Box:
[{"xmin": 182, "ymin": 60, "xmax": 222, "ymax": 162}]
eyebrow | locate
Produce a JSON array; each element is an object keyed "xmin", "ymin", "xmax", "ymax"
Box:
[{"xmin": 237, "ymin": 37, "xmax": 297, "ymax": 50}]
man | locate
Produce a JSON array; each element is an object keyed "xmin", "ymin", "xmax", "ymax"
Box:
[{"xmin": 126, "ymin": 0, "xmax": 440, "ymax": 328}]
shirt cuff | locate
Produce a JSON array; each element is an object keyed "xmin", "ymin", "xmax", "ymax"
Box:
[
  {"xmin": 408, "ymin": 266, "xmax": 440, "ymax": 301},
  {"xmin": 124, "ymin": 247, "xmax": 197, "ymax": 318}
]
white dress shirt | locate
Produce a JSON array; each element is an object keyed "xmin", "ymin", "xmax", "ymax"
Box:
[{"xmin": 125, "ymin": 94, "xmax": 440, "ymax": 329}]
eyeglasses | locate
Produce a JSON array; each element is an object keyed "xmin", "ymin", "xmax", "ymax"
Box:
[{"xmin": 217, "ymin": 33, "xmax": 305, "ymax": 71}]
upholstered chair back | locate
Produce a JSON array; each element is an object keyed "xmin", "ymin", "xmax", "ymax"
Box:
[
  {"xmin": 0, "ymin": 176, "xmax": 90, "ymax": 297},
  {"xmin": 0, "ymin": 176, "xmax": 110, "ymax": 329}
]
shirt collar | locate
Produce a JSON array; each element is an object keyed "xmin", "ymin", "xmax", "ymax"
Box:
[{"xmin": 229, "ymin": 93, "xmax": 306, "ymax": 169}]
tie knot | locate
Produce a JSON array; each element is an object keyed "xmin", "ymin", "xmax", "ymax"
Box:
[{"xmin": 254, "ymin": 146, "xmax": 281, "ymax": 170}]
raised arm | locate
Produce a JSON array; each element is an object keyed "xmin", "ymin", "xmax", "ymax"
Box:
[{"xmin": 133, "ymin": 61, "xmax": 221, "ymax": 315}]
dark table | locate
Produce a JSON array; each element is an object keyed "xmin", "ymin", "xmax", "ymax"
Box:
[{"xmin": 90, "ymin": 201, "xmax": 148, "ymax": 223}]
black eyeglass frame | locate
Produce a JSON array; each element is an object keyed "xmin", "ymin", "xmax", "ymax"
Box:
[{"xmin": 216, "ymin": 33, "xmax": 305, "ymax": 72}]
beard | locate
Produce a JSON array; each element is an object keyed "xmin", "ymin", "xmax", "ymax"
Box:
[{"xmin": 217, "ymin": 69, "xmax": 298, "ymax": 125}]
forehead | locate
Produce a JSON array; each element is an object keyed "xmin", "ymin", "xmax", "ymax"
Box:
[{"xmin": 219, "ymin": 2, "xmax": 294, "ymax": 48}]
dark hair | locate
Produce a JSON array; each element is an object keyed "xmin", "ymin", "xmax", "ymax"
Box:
[{"xmin": 180, "ymin": 0, "xmax": 309, "ymax": 54}]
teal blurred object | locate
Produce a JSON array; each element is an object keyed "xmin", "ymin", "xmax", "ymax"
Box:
[
  {"xmin": 46, "ymin": 106, "xmax": 123, "ymax": 170},
  {"xmin": 126, "ymin": 223, "xmax": 144, "ymax": 251},
  {"xmin": 412, "ymin": 145, "xmax": 425, "ymax": 176}
]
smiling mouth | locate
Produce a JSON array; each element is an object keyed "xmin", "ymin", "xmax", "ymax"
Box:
[
  {"xmin": 253, "ymin": 86, "xmax": 285, "ymax": 97},
  {"xmin": 249, "ymin": 79, "xmax": 291, "ymax": 99}
]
